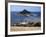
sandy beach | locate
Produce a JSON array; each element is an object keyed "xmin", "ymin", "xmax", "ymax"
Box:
[{"xmin": 10, "ymin": 26, "xmax": 41, "ymax": 32}]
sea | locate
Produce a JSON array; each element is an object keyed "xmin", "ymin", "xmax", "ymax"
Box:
[{"xmin": 11, "ymin": 11, "xmax": 41, "ymax": 25}]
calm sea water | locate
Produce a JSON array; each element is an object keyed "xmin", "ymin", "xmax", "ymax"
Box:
[{"xmin": 11, "ymin": 11, "xmax": 41, "ymax": 25}]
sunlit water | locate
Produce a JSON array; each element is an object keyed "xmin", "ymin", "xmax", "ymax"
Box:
[{"xmin": 11, "ymin": 12, "xmax": 41, "ymax": 25}]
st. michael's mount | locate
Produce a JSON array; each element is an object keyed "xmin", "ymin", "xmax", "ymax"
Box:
[{"xmin": 17, "ymin": 9, "xmax": 40, "ymax": 17}]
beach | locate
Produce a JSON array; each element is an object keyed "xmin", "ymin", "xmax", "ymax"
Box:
[{"xmin": 10, "ymin": 26, "xmax": 41, "ymax": 32}]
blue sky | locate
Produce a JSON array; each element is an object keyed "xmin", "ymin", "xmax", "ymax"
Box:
[{"xmin": 10, "ymin": 5, "xmax": 41, "ymax": 12}]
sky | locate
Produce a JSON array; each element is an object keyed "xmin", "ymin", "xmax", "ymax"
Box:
[{"xmin": 10, "ymin": 5, "xmax": 41, "ymax": 12}]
